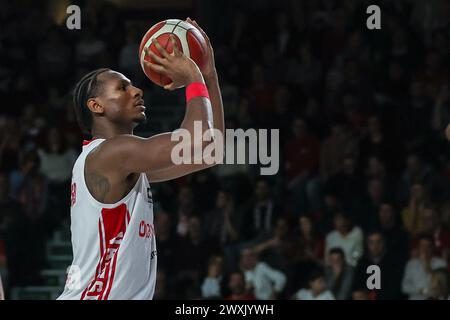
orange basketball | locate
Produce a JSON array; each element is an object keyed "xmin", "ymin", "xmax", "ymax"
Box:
[{"xmin": 139, "ymin": 19, "xmax": 208, "ymax": 87}]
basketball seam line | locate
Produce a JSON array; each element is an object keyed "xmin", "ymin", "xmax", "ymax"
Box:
[{"xmin": 165, "ymin": 21, "xmax": 190, "ymax": 31}]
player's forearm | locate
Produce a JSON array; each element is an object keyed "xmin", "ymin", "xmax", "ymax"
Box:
[
  {"xmin": 204, "ymin": 71, "xmax": 224, "ymax": 136},
  {"xmin": 178, "ymin": 80, "xmax": 216, "ymax": 166},
  {"xmin": 179, "ymin": 72, "xmax": 213, "ymax": 134}
]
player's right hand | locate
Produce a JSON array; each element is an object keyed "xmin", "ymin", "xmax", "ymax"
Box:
[{"xmin": 144, "ymin": 35, "xmax": 204, "ymax": 90}]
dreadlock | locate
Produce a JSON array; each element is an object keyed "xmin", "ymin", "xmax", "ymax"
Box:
[{"xmin": 72, "ymin": 68, "xmax": 110, "ymax": 134}]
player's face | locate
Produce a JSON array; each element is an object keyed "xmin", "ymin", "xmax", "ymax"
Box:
[{"xmin": 96, "ymin": 71, "xmax": 147, "ymax": 127}]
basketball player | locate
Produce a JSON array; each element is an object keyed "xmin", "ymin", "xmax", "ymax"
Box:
[{"xmin": 57, "ymin": 19, "xmax": 224, "ymax": 300}]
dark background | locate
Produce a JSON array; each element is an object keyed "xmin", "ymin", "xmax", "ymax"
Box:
[{"xmin": 0, "ymin": 0, "xmax": 449, "ymax": 300}]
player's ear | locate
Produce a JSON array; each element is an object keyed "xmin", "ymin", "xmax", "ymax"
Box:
[{"xmin": 86, "ymin": 98, "xmax": 104, "ymax": 115}]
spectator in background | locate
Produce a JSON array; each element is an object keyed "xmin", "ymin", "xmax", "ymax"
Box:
[
  {"xmin": 174, "ymin": 185, "xmax": 195, "ymax": 237},
  {"xmin": 398, "ymin": 154, "xmax": 432, "ymax": 205},
  {"xmin": 201, "ymin": 254, "xmax": 226, "ymax": 299},
  {"xmin": 284, "ymin": 117, "xmax": 321, "ymax": 214},
  {"xmin": 427, "ymin": 268, "xmax": 450, "ymax": 300},
  {"xmin": 0, "ymin": 172, "xmax": 29, "ymax": 289},
  {"xmin": 402, "ymin": 182, "xmax": 428, "ymax": 236},
  {"xmin": 204, "ymin": 190, "xmax": 242, "ymax": 246},
  {"xmin": 174, "ymin": 215, "xmax": 215, "ymax": 298},
  {"xmin": 402, "ymin": 235, "xmax": 447, "ymax": 300},
  {"xmin": 118, "ymin": 26, "xmax": 142, "ymax": 82},
  {"xmin": 225, "ymin": 271, "xmax": 255, "ymax": 300},
  {"xmin": 154, "ymin": 211, "xmax": 178, "ymax": 277},
  {"xmin": 325, "ymin": 211, "xmax": 363, "ymax": 267},
  {"xmin": 240, "ymin": 248, "xmax": 286, "ymax": 300},
  {"xmin": 38, "ymin": 127, "xmax": 77, "ymax": 230},
  {"xmin": 242, "ymin": 178, "xmax": 281, "ymax": 242},
  {"xmin": 320, "ymin": 121, "xmax": 359, "ymax": 181},
  {"xmin": 75, "ymin": 29, "xmax": 106, "ymax": 68},
  {"xmin": 325, "ymin": 247, "xmax": 354, "ymax": 300},
  {"xmin": 417, "ymin": 207, "xmax": 450, "ymax": 263},
  {"xmin": 252, "ymin": 217, "xmax": 295, "ymax": 273},
  {"xmin": 204, "ymin": 190, "xmax": 244, "ymax": 272},
  {"xmin": 15, "ymin": 150, "xmax": 47, "ymax": 285},
  {"xmin": 326, "ymin": 154, "xmax": 364, "ymax": 213},
  {"xmin": 359, "ymin": 115, "xmax": 395, "ymax": 172},
  {"xmin": 355, "ymin": 177, "xmax": 386, "ymax": 232},
  {"xmin": 377, "ymin": 201, "xmax": 410, "ymax": 266},
  {"xmin": 247, "ymin": 64, "xmax": 276, "ymax": 127},
  {"xmin": 36, "ymin": 27, "xmax": 71, "ymax": 83},
  {"xmin": 354, "ymin": 231, "xmax": 404, "ymax": 300},
  {"xmin": 293, "ymin": 269, "xmax": 335, "ymax": 300},
  {"xmin": 285, "ymin": 43, "xmax": 322, "ymax": 94},
  {"xmin": 290, "ymin": 215, "xmax": 324, "ymax": 294}
]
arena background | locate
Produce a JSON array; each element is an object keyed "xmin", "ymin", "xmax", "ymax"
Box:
[{"xmin": 0, "ymin": 0, "xmax": 449, "ymax": 300}]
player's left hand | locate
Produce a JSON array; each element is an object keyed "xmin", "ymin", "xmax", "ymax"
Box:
[{"xmin": 186, "ymin": 17, "xmax": 216, "ymax": 79}]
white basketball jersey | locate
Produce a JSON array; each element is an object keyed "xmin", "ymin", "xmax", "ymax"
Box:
[{"xmin": 57, "ymin": 139, "xmax": 157, "ymax": 300}]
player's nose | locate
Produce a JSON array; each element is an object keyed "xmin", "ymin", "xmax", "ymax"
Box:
[{"xmin": 131, "ymin": 85, "xmax": 143, "ymax": 98}]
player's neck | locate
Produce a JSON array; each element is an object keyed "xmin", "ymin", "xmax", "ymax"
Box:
[{"xmin": 91, "ymin": 123, "xmax": 134, "ymax": 139}]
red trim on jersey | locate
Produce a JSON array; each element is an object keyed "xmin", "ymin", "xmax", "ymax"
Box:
[
  {"xmin": 82, "ymin": 138, "xmax": 99, "ymax": 146},
  {"xmin": 81, "ymin": 204, "xmax": 129, "ymax": 300}
]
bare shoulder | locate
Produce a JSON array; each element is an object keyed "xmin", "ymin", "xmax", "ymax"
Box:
[
  {"xmin": 87, "ymin": 135, "xmax": 144, "ymax": 169},
  {"xmin": 84, "ymin": 136, "xmax": 143, "ymax": 203}
]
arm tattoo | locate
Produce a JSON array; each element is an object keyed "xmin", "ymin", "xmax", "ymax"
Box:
[{"xmin": 85, "ymin": 170, "xmax": 110, "ymax": 202}]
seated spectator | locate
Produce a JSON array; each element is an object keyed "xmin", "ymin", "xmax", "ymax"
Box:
[
  {"xmin": 241, "ymin": 178, "xmax": 281, "ymax": 242},
  {"xmin": 401, "ymin": 182, "xmax": 427, "ymax": 236},
  {"xmin": 402, "ymin": 235, "xmax": 447, "ymax": 299},
  {"xmin": 201, "ymin": 254, "xmax": 226, "ymax": 299},
  {"xmin": 174, "ymin": 215, "xmax": 215, "ymax": 298},
  {"xmin": 225, "ymin": 271, "xmax": 255, "ymax": 300},
  {"xmin": 297, "ymin": 215, "xmax": 325, "ymax": 264},
  {"xmin": 325, "ymin": 247, "xmax": 354, "ymax": 300},
  {"xmin": 416, "ymin": 207, "xmax": 450, "ymax": 263},
  {"xmin": 204, "ymin": 190, "xmax": 243, "ymax": 246},
  {"xmin": 174, "ymin": 186, "xmax": 195, "ymax": 237},
  {"xmin": 289, "ymin": 215, "xmax": 323, "ymax": 295},
  {"xmin": 154, "ymin": 211, "xmax": 179, "ymax": 276},
  {"xmin": 377, "ymin": 201, "xmax": 410, "ymax": 265},
  {"xmin": 284, "ymin": 117, "xmax": 321, "ymax": 213},
  {"xmin": 293, "ymin": 269, "xmax": 335, "ymax": 300},
  {"xmin": 354, "ymin": 231, "xmax": 405, "ymax": 300},
  {"xmin": 325, "ymin": 155, "xmax": 364, "ymax": 211},
  {"xmin": 325, "ymin": 211, "xmax": 364, "ymax": 267},
  {"xmin": 319, "ymin": 121, "xmax": 359, "ymax": 182},
  {"xmin": 427, "ymin": 268, "xmax": 450, "ymax": 300},
  {"xmin": 38, "ymin": 127, "xmax": 77, "ymax": 231},
  {"xmin": 253, "ymin": 217, "xmax": 296, "ymax": 272},
  {"xmin": 240, "ymin": 248, "xmax": 286, "ymax": 300}
]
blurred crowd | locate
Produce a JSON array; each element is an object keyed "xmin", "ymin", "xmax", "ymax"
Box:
[{"xmin": 1, "ymin": 0, "xmax": 450, "ymax": 300}]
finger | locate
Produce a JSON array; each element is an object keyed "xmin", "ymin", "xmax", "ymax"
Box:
[
  {"xmin": 163, "ymin": 82, "xmax": 176, "ymax": 91},
  {"xmin": 192, "ymin": 20, "xmax": 210, "ymax": 41},
  {"xmin": 144, "ymin": 47, "xmax": 165, "ymax": 65},
  {"xmin": 144, "ymin": 60, "xmax": 165, "ymax": 73},
  {"xmin": 152, "ymin": 38, "xmax": 171, "ymax": 59},
  {"xmin": 170, "ymin": 34, "xmax": 181, "ymax": 56}
]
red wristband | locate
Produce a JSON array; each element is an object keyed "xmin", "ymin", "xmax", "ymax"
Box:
[{"xmin": 186, "ymin": 82, "xmax": 209, "ymax": 102}]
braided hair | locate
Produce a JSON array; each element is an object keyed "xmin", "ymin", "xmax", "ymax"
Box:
[{"xmin": 73, "ymin": 68, "xmax": 110, "ymax": 134}]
